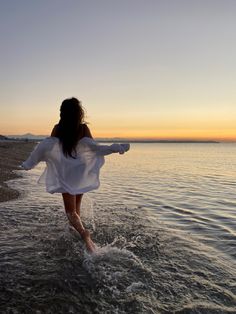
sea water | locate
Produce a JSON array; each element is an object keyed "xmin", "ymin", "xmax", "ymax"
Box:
[{"xmin": 0, "ymin": 143, "xmax": 236, "ymax": 313}]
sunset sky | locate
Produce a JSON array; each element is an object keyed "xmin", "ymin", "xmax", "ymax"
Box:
[{"xmin": 0, "ymin": 0, "xmax": 236, "ymax": 140}]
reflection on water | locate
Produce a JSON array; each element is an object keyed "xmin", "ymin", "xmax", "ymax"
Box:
[
  {"xmin": 0, "ymin": 143, "xmax": 236, "ymax": 313},
  {"xmin": 96, "ymin": 143, "xmax": 236, "ymax": 261}
]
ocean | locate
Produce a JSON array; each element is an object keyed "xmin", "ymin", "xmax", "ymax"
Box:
[{"xmin": 1, "ymin": 143, "xmax": 236, "ymax": 313}]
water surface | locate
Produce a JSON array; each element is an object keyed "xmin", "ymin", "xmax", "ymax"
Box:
[{"xmin": 0, "ymin": 143, "xmax": 236, "ymax": 313}]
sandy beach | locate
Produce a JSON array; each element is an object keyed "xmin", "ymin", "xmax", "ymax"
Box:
[{"xmin": 0, "ymin": 141, "xmax": 36, "ymax": 202}]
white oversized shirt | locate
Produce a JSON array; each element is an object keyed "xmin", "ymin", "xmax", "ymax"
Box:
[{"xmin": 22, "ymin": 137, "xmax": 130, "ymax": 195}]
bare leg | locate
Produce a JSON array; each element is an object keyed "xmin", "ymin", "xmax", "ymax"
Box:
[
  {"xmin": 62, "ymin": 193, "xmax": 96, "ymax": 253},
  {"xmin": 76, "ymin": 194, "xmax": 83, "ymax": 215},
  {"xmin": 75, "ymin": 194, "xmax": 96, "ymax": 251}
]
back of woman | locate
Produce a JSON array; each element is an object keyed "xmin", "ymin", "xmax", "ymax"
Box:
[
  {"xmin": 51, "ymin": 97, "xmax": 91, "ymax": 157},
  {"xmin": 22, "ymin": 97, "xmax": 130, "ymax": 253}
]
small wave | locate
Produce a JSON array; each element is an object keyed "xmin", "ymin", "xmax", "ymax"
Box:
[
  {"xmin": 1, "ymin": 159, "xmax": 236, "ymax": 313},
  {"xmin": 83, "ymin": 241, "xmax": 146, "ymax": 297},
  {"xmin": 174, "ymin": 302, "xmax": 236, "ymax": 314}
]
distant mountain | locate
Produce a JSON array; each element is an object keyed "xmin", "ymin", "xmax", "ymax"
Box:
[
  {"xmin": 96, "ymin": 138, "xmax": 220, "ymax": 143},
  {"xmin": 6, "ymin": 134, "xmax": 220, "ymax": 143},
  {"xmin": 7, "ymin": 133, "xmax": 47, "ymax": 140},
  {"xmin": 0, "ymin": 134, "xmax": 8, "ymax": 140}
]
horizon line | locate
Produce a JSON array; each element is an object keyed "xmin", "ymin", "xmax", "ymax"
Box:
[{"xmin": 2, "ymin": 133, "xmax": 236, "ymax": 143}]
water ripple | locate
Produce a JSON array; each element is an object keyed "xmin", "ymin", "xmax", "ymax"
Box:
[{"xmin": 1, "ymin": 143, "xmax": 236, "ymax": 312}]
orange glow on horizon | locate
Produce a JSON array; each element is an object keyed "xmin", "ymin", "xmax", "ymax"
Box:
[
  {"xmin": 2, "ymin": 126, "xmax": 236, "ymax": 142},
  {"xmin": 92, "ymin": 129, "xmax": 236, "ymax": 142}
]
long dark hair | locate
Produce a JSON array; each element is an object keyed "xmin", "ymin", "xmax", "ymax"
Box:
[{"xmin": 56, "ymin": 97, "xmax": 85, "ymax": 158}]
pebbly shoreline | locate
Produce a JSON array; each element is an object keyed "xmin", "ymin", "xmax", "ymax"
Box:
[{"xmin": 0, "ymin": 141, "xmax": 36, "ymax": 202}]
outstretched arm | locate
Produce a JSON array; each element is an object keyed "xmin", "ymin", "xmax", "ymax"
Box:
[
  {"xmin": 85, "ymin": 138, "xmax": 130, "ymax": 156},
  {"xmin": 83, "ymin": 125, "xmax": 130, "ymax": 155},
  {"xmin": 21, "ymin": 140, "xmax": 47, "ymax": 170},
  {"xmin": 97, "ymin": 143, "xmax": 130, "ymax": 155}
]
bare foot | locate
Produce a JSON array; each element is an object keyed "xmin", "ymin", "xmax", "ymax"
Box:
[
  {"xmin": 82, "ymin": 230, "xmax": 96, "ymax": 253},
  {"xmin": 85, "ymin": 239, "xmax": 96, "ymax": 253}
]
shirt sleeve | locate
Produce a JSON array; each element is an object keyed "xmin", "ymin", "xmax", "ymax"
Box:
[
  {"xmin": 21, "ymin": 140, "xmax": 47, "ymax": 170},
  {"xmin": 86, "ymin": 139, "xmax": 130, "ymax": 156}
]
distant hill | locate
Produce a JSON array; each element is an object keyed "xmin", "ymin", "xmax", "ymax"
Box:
[
  {"xmin": 7, "ymin": 133, "xmax": 47, "ymax": 140},
  {"xmin": 96, "ymin": 138, "xmax": 220, "ymax": 143},
  {"xmin": 0, "ymin": 134, "xmax": 8, "ymax": 140},
  {"xmin": 6, "ymin": 133, "xmax": 221, "ymax": 143}
]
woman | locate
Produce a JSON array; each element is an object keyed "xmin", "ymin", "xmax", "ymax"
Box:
[{"xmin": 21, "ymin": 98, "xmax": 130, "ymax": 253}]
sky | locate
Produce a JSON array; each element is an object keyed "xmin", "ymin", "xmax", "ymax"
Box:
[{"xmin": 0, "ymin": 0, "xmax": 236, "ymax": 140}]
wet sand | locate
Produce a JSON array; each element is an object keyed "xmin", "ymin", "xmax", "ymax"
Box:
[{"xmin": 0, "ymin": 141, "xmax": 36, "ymax": 202}]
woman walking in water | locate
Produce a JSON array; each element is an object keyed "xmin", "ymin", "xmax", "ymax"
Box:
[{"xmin": 22, "ymin": 98, "xmax": 130, "ymax": 252}]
